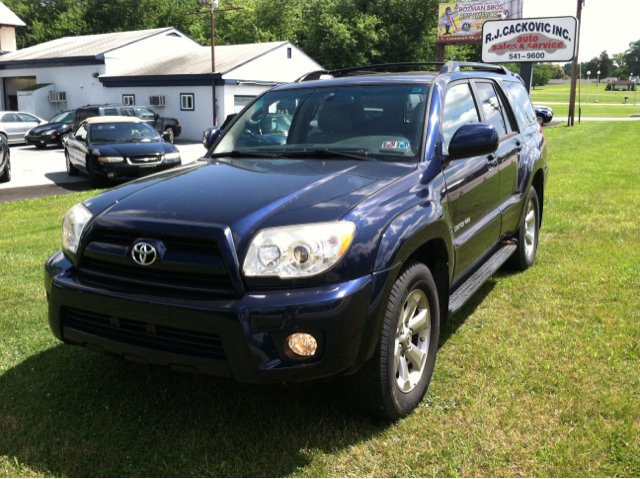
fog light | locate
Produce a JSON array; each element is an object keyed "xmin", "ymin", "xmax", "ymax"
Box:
[
  {"xmin": 107, "ymin": 172, "xmax": 116, "ymax": 179},
  {"xmin": 287, "ymin": 333, "xmax": 317, "ymax": 357}
]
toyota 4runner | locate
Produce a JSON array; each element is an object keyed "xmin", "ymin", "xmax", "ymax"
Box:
[{"xmin": 45, "ymin": 62, "xmax": 548, "ymax": 420}]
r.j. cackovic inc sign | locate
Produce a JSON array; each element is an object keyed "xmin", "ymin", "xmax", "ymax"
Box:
[{"xmin": 481, "ymin": 16, "xmax": 578, "ymax": 63}]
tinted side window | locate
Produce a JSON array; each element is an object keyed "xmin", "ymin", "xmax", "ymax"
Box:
[
  {"xmin": 104, "ymin": 108, "xmax": 118, "ymax": 115},
  {"xmin": 505, "ymin": 81, "xmax": 537, "ymax": 127},
  {"xmin": 77, "ymin": 109, "xmax": 99, "ymax": 123},
  {"xmin": 441, "ymin": 83, "xmax": 480, "ymax": 155},
  {"xmin": 121, "ymin": 109, "xmax": 136, "ymax": 117},
  {"xmin": 474, "ymin": 82, "xmax": 507, "ymax": 137}
]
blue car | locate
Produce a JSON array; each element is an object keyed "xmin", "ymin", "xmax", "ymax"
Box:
[
  {"xmin": 45, "ymin": 62, "xmax": 548, "ymax": 419},
  {"xmin": 534, "ymin": 105, "xmax": 554, "ymax": 125}
]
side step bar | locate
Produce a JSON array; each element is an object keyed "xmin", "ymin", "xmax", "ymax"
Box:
[{"xmin": 448, "ymin": 243, "xmax": 517, "ymax": 315}]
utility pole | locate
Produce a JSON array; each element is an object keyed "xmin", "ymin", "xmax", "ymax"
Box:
[
  {"xmin": 567, "ymin": 0, "xmax": 584, "ymax": 127},
  {"xmin": 185, "ymin": 0, "xmax": 244, "ymax": 72}
]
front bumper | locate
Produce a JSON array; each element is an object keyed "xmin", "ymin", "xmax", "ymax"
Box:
[
  {"xmin": 26, "ymin": 134, "xmax": 62, "ymax": 145},
  {"xmin": 92, "ymin": 159, "xmax": 181, "ymax": 180},
  {"xmin": 44, "ymin": 250, "xmax": 394, "ymax": 384}
]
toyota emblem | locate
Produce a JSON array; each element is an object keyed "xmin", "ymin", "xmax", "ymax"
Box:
[{"xmin": 131, "ymin": 242, "xmax": 157, "ymax": 266}]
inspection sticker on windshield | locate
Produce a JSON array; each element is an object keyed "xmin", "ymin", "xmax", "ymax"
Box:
[{"xmin": 382, "ymin": 140, "xmax": 410, "ymax": 150}]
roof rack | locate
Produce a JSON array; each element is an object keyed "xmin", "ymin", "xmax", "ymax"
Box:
[
  {"xmin": 295, "ymin": 61, "xmax": 510, "ymax": 82},
  {"xmin": 440, "ymin": 61, "xmax": 511, "ymax": 74}
]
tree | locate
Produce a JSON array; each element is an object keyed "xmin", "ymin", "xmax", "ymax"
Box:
[{"xmin": 532, "ymin": 64, "xmax": 554, "ymax": 89}]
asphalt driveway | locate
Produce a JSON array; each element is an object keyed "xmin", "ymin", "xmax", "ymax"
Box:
[{"xmin": 0, "ymin": 140, "xmax": 205, "ymax": 203}]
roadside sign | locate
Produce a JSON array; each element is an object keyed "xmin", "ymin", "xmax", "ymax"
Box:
[
  {"xmin": 481, "ymin": 16, "xmax": 578, "ymax": 63},
  {"xmin": 437, "ymin": 0, "xmax": 522, "ymax": 44}
]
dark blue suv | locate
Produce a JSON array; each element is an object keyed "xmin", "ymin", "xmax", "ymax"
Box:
[{"xmin": 44, "ymin": 62, "xmax": 548, "ymax": 420}]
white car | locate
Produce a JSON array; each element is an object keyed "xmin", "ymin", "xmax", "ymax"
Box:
[{"xmin": 0, "ymin": 111, "xmax": 45, "ymax": 144}]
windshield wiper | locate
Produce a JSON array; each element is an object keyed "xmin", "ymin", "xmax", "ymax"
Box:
[
  {"xmin": 124, "ymin": 138, "xmax": 154, "ymax": 142},
  {"xmin": 283, "ymin": 149, "xmax": 374, "ymax": 161},
  {"xmin": 209, "ymin": 150, "xmax": 286, "ymax": 159}
]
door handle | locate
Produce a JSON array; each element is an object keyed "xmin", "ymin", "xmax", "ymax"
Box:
[
  {"xmin": 516, "ymin": 140, "xmax": 523, "ymax": 151},
  {"xmin": 487, "ymin": 154, "xmax": 498, "ymax": 170}
]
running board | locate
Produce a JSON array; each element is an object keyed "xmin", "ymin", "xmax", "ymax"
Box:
[{"xmin": 448, "ymin": 243, "xmax": 517, "ymax": 315}]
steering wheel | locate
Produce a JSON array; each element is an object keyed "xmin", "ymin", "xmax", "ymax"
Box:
[{"xmin": 247, "ymin": 107, "xmax": 267, "ymax": 126}]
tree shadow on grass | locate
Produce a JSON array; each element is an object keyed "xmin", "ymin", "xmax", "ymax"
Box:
[{"xmin": 0, "ymin": 345, "xmax": 385, "ymax": 477}]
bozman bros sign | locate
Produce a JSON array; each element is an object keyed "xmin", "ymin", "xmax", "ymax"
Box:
[{"xmin": 482, "ymin": 16, "xmax": 578, "ymax": 63}]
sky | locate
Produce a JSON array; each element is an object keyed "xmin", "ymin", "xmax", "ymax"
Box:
[{"xmin": 523, "ymin": 0, "xmax": 637, "ymax": 63}]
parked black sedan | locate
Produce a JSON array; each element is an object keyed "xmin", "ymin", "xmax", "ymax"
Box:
[
  {"xmin": 64, "ymin": 116, "xmax": 182, "ymax": 188},
  {"xmin": 26, "ymin": 110, "xmax": 75, "ymax": 148}
]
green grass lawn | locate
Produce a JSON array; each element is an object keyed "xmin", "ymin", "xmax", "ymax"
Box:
[
  {"xmin": 1, "ymin": 122, "xmax": 640, "ymax": 476},
  {"xmin": 531, "ymin": 82, "xmax": 638, "ymax": 105},
  {"xmin": 546, "ymin": 104, "xmax": 640, "ymax": 118}
]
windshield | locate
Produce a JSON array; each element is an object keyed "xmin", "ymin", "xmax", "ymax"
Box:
[
  {"xmin": 49, "ymin": 111, "xmax": 75, "ymax": 124},
  {"xmin": 89, "ymin": 122, "xmax": 161, "ymax": 142},
  {"xmin": 212, "ymin": 85, "xmax": 430, "ymax": 162}
]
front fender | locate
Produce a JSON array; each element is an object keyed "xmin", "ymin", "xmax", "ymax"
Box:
[{"xmin": 374, "ymin": 201, "xmax": 453, "ymax": 278}]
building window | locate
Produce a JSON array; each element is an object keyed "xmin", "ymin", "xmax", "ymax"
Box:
[
  {"xmin": 287, "ymin": 47, "xmax": 292, "ymax": 59},
  {"xmin": 181, "ymin": 93, "xmax": 194, "ymax": 111},
  {"xmin": 234, "ymin": 95, "xmax": 255, "ymax": 113},
  {"xmin": 122, "ymin": 94, "xmax": 135, "ymax": 106}
]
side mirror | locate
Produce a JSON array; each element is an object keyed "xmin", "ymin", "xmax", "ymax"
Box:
[
  {"xmin": 154, "ymin": 113, "xmax": 159, "ymax": 120},
  {"xmin": 447, "ymin": 123, "xmax": 499, "ymax": 160},
  {"xmin": 161, "ymin": 130, "xmax": 172, "ymax": 142},
  {"xmin": 203, "ymin": 127, "xmax": 221, "ymax": 149}
]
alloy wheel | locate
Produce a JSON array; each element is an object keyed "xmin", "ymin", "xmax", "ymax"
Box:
[{"xmin": 394, "ymin": 289, "xmax": 431, "ymax": 393}]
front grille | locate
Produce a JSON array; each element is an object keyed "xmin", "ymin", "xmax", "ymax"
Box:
[
  {"xmin": 78, "ymin": 228, "xmax": 237, "ymax": 296},
  {"xmin": 64, "ymin": 308, "xmax": 227, "ymax": 361},
  {"xmin": 128, "ymin": 156, "xmax": 162, "ymax": 164}
]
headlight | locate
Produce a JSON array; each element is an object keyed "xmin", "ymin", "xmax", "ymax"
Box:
[
  {"xmin": 243, "ymin": 222, "xmax": 356, "ymax": 278},
  {"xmin": 62, "ymin": 203, "xmax": 93, "ymax": 256},
  {"xmin": 42, "ymin": 129, "xmax": 56, "ymax": 135},
  {"xmin": 97, "ymin": 156, "xmax": 124, "ymax": 163},
  {"xmin": 164, "ymin": 152, "xmax": 181, "ymax": 160}
]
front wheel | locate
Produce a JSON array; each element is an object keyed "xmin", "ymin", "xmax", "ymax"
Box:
[
  {"xmin": 164, "ymin": 127, "xmax": 175, "ymax": 144},
  {"xmin": 536, "ymin": 114, "xmax": 545, "ymax": 125},
  {"xmin": 87, "ymin": 159, "xmax": 106, "ymax": 188},
  {"xmin": 509, "ymin": 187, "xmax": 540, "ymax": 271},
  {"xmin": 65, "ymin": 149, "xmax": 79, "ymax": 176},
  {"xmin": 0, "ymin": 151, "xmax": 11, "ymax": 183},
  {"xmin": 343, "ymin": 260, "xmax": 440, "ymax": 420}
]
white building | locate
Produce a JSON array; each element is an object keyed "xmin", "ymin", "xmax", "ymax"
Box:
[
  {"xmin": 0, "ymin": 28, "xmax": 323, "ymax": 140},
  {"xmin": 0, "ymin": 1, "xmax": 24, "ymax": 53}
]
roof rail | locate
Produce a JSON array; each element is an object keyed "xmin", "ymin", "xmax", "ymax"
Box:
[
  {"xmin": 440, "ymin": 62, "xmax": 510, "ymax": 74},
  {"xmin": 295, "ymin": 61, "xmax": 510, "ymax": 83},
  {"xmin": 295, "ymin": 62, "xmax": 445, "ymax": 82}
]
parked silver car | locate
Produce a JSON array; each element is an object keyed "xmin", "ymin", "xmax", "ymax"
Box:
[{"xmin": 0, "ymin": 111, "xmax": 45, "ymax": 144}]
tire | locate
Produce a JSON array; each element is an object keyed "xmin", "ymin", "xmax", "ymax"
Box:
[
  {"xmin": 87, "ymin": 158, "xmax": 106, "ymax": 188},
  {"xmin": 0, "ymin": 150, "xmax": 11, "ymax": 183},
  {"xmin": 343, "ymin": 260, "xmax": 440, "ymax": 420},
  {"xmin": 509, "ymin": 187, "xmax": 540, "ymax": 271},
  {"xmin": 65, "ymin": 149, "xmax": 79, "ymax": 176},
  {"xmin": 165, "ymin": 127, "xmax": 175, "ymax": 144},
  {"xmin": 536, "ymin": 114, "xmax": 545, "ymax": 125}
]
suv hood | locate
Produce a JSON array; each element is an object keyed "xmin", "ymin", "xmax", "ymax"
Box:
[{"xmin": 85, "ymin": 157, "xmax": 414, "ymax": 253}]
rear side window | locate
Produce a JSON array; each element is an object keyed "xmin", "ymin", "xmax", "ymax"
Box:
[
  {"xmin": 474, "ymin": 82, "xmax": 507, "ymax": 137},
  {"xmin": 121, "ymin": 109, "xmax": 136, "ymax": 117},
  {"xmin": 103, "ymin": 108, "xmax": 118, "ymax": 115},
  {"xmin": 505, "ymin": 81, "xmax": 537, "ymax": 127},
  {"xmin": 18, "ymin": 113, "xmax": 39, "ymax": 122},
  {"xmin": 76, "ymin": 109, "xmax": 99, "ymax": 123},
  {"xmin": 2, "ymin": 113, "xmax": 20, "ymax": 122},
  {"xmin": 441, "ymin": 83, "xmax": 480, "ymax": 155}
]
